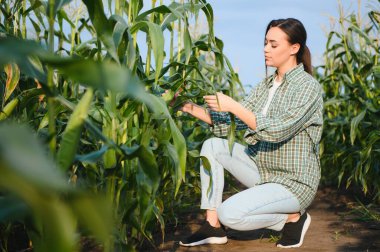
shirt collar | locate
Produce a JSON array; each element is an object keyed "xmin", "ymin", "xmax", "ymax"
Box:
[{"xmin": 265, "ymin": 63, "xmax": 305, "ymax": 88}]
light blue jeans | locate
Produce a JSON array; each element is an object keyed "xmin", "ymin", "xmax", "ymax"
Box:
[{"xmin": 200, "ymin": 137, "xmax": 300, "ymax": 231}]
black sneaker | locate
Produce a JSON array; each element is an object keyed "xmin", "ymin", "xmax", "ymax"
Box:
[
  {"xmin": 276, "ymin": 212, "xmax": 311, "ymax": 248},
  {"xmin": 179, "ymin": 221, "xmax": 228, "ymax": 246}
]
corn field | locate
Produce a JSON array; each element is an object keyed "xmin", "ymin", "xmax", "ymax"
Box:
[
  {"xmin": 0, "ymin": 0, "xmax": 241, "ymax": 251},
  {"xmin": 1, "ymin": 0, "xmax": 380, "ymax": 251},
  {"xmin": 316, "ymin": 2, "xmax": 380, "ymax": 200}
]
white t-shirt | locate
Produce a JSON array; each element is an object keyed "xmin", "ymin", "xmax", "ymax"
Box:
[{"xmin": 261, "ymin": 78, "xmax": 282, "ymax": 116}]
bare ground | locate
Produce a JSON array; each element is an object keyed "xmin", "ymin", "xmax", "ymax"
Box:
[{"xmin": 154, "ymin": 187, "xmax": 380, "ymax": 252}]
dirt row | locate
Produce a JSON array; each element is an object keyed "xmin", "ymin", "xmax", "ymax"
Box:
[{"xmin": 156, "ymin": 187, "xmax": 380, "ymax": 252}]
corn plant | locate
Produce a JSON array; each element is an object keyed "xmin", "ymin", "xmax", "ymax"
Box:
[
  {"xmin": 0, "ymin": 122, "xmax": 113, "ymax": 252},
  {"xmin": 0, "ymin": 0, "xmax": 242, "ymax": 250},
  {"xmin": 316, "ymin": 1, "xmax": 380, "ymax": 202}
]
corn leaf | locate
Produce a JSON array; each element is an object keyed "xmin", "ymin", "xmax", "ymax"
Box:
[
  {"xmin": 68, "ymin": 195, "xmax": 113, "ymax": 250},
  {"xmin": 111, "ymin": 15, "xmax": 128, "ymax": 49},
  {"xmin": 121, "ymin": 144, "xmax": 159, "ymax": 191},
  {"xmin": 350, "ymin": 109, "xmax": 366, "ymax": 145},
  {"xmin": 0, "ymin": 39, "xmax": 47, "ymax": 82},
  {"xmin": 200, "ymin": 156, "xmax": 212, "ymax": 196},
  {"xmin": 136, "ymin": 5, "xmax": 178, "ymax": 22},
  {"xmin": 0, "ymin": 123, "xmax": 69, "ymax": 191},
  {"xmin": 47, "ymin": 0, "xmax": 73, "ymax": 17},
  {"xmin": 3, "ymin": 63, "xmax": 20, "ymax": 104},
  {"xmin": 57, "ymin": 88, "xmax": 94, "ymax": 171},
  {"xmin": 75, "ymin": 146, "xmax": 109, "ymax": 163},
  {"xmin": 199, "ymin": 0, "xmax": 215, "ymax": 43},
  {"xmin": 0, "ymin": 98, "xmax": 19, "ymax": 121},
  {"xmin": 183, "ymin": 19, "xmax": 192, "ymax": 64},
  {"xmin": 227, "ymin": 113, "xmax": 236, "ymax": 155},
  {"xmin": 130, "ymin": 21, "xmax": 164, "ymax": 81},
  {"xmin": 82, "ymin": 0, "xmax": 119, "ymax": 63}
]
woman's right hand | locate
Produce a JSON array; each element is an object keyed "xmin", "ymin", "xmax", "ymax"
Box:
[{"xmin": 180, "ymin": 102, "xmax": 194, "ymax": 113}]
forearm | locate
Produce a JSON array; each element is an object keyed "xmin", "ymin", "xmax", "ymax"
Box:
[
  {"xmin": 182, "ymin": 102, "xmax": 213, "ymax": 125},
  {"xmin": 230, "ymin": 102, "xmax": 257, "ymax": 130}
]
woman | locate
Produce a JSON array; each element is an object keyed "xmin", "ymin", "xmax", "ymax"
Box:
[{"xmin": 177, "ymin": 18, "xmax": 323, "ymax": 248}]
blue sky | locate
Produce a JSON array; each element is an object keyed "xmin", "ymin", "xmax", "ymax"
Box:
[
  {"xmin": 62, "ymin": 0, "xmax": 370, "ymax": 91},
  {"xmin": 206, "ymin": 0, "xmax": 367, "ymax": 89}
]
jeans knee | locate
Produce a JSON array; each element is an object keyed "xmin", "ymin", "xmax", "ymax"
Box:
[{"xmin": 217, "ymin": 204, "xmax": 239, "ymax": 228}]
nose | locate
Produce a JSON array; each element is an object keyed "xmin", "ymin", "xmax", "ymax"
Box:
[{"xmin": 264, "ymin": 43, "xmax": 270, "ymax": 53}]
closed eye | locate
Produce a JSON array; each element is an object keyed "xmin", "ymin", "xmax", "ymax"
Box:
[{"xmin": 265, "ymin": 40, "xmax": 278, "ymax": 48}]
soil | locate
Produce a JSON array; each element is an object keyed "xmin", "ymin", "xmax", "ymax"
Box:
[{"xmin": 154, "ymin": 187, "xmax": 380, "ymax": 252}]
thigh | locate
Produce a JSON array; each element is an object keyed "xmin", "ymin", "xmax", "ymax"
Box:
[
  {"xmin": 219, "ymin": 183, "xmax": 300, "ymax": 216},
  {"xmin": 211, "ymin": 138, "xmax": 261, "ymax": 188}
]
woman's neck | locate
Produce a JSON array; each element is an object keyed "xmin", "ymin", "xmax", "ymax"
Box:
[{"xmin": 276, "ymin": 59, "xmax": 298, "ymax": 82}]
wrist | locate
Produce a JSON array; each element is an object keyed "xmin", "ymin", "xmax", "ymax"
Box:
[{"xmin": 228, "ymin": 100, "xmax": 238, "ymax": 114}]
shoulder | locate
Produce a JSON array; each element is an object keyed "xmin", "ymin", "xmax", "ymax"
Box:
[{"xmin": 291, "ymin": 71, "xmax": 322, "ymax": 94}]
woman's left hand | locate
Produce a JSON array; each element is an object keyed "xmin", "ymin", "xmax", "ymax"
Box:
[{"xmin": 204, "ymin": 92, "xmax": 237, "ymax": 113}]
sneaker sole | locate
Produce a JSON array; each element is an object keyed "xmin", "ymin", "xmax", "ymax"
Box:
[
  {"xmin": 179, "ymin": 236, "xmax": 228, "ymax": 247},
  {"xmin": 277, "ymin": 213, "xmax": 311, "ymax": 248}
]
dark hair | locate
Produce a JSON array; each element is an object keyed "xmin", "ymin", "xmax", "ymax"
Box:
[{"xmin": 265, "ymin": 18, "xmax": 312, "ymax": 75}]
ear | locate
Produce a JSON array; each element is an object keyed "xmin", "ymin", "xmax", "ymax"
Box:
[{"xmin": 290, "ymin": 43, "xmax": 301, "ymax": 55}]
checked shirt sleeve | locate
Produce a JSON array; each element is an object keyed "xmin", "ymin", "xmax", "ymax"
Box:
[
  {"xmin": 208, "ymin": 85, "xmax": 260, "ymax": 137},
  {"xmin": 208, "ymin": 110, "xmax": 230, "ymax": 137},
  {"xmin": 208, "ymin": 110, "xmax": 248, "ymax": 137},
  {"xmin": 247, "ymin": 80, "xmax": 322, "ymax": 143}
]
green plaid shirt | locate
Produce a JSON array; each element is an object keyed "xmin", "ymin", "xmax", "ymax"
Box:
[{"xmin": 209, "ymin": 64, "xmax": 323, "ymax": 209}]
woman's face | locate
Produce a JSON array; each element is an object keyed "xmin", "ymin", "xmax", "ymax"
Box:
[{"xmin": 264, "ymin": 27, "xmax": 299, "ymax": 68}]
